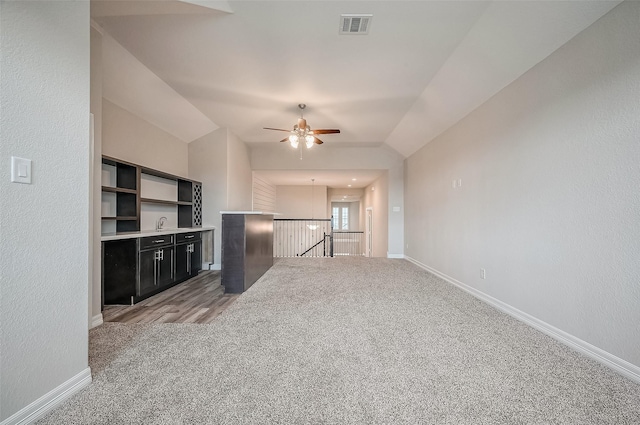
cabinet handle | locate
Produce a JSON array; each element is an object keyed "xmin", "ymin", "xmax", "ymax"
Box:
[
  {"xmin": 154, "ymin": 251, "xmax": 158, "ymax": 286},
  {"xmin": 154, "ymin": 239, "xmax": 165, "ymax": 243},
  {"xmin": 185, "ymin": 235, "xmax": 194, "ymax": 239}
]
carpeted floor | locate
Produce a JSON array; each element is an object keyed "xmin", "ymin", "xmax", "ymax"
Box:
[{"xmin": 38, "ymin": 258, "xmax": 640, "ymax": 424}]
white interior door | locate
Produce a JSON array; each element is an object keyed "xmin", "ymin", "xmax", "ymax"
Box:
[{"xmin": 366, "ymin": 207, "xmax": 373, "ymax": 257}]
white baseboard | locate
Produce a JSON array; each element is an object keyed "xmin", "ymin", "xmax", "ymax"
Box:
[
  {"xmin": 1, "ymin": 367, "xmax": 92, "ymax": 425},
  {"xmin": 91, "ymin": 313, "xmax": 103, "ymax": 329},
  {"xmin": 210, "ymin": 263, "xmax": 221, "ymax": 271},
  {"xmin": 387, "ymin": 253, "xmax": 405, "ymax": 259},
  {"xmin": 404, "ymin": 256, "xmax": 640, "ymax": 385}
]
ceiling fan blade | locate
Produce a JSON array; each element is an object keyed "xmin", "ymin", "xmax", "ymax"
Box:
[
  {"xmin": 279, "ymin": 137, "xmax": 289, "ymax": 143},
  {"xmin": 314, "ymin": 137, "xmax": 324, "ymax": 144},
  {"xmin": 311, "ymin": 129, "xmax": 340, "ymax": 134},
  {"xmin": 264, "ymin": 127, "xmax": 292, "ymax": 132}
]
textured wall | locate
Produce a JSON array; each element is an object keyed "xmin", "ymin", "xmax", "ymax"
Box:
[
  {"xmin": 404, "ymin": 1, "xmax": 640, "ymax": 367},
  {"xmin": 0, "ymin": 1, "xmax": 90, "ymax": 420},
  {"xmin": 102, "ymin": 99, "xmax": 189, "ymax": 178}
]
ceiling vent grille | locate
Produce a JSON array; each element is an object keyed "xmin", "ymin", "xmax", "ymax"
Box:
[{"xmin": 340, "ymin": 14, "xmax": 372, "ymax": 35}]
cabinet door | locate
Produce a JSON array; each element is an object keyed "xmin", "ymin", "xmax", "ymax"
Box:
[
  {"xmin": 175, "ymin": 243, "xmax": 189, "ymax": 282},
  {"xmin": 190, "ymin": 241, "xmax": 202, "ymax": 277},
  {"xmin": 157, "ymin": 247, "xmax": 174, "ymax": 287},
  {"xmin": 103, "ymin": 239, "xmax": 137, "ymax": 305},
  {"xmin": 139, "ymin": 249, "xmax": 156, "ymax": 296}
]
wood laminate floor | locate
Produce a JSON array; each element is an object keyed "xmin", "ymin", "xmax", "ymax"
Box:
[{"xmin": 102, "ymin": 271, "xmax": 239, "ymax": 324}]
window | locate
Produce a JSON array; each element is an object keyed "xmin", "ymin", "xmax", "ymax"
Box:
[
  {"xmin": 341, "ymin": 208, "xmax": 349, "ymax": 230},
  {"xmin": 332, "ymin": 205, "xmax": 349, "ymax": 230}
]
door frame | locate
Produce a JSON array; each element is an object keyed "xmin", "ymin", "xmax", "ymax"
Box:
[{"xmin": 365, "ymin": 207, "xmax": 373, "ymax": 257}]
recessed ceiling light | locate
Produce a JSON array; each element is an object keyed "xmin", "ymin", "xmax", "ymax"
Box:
[
  {"xmin": 348, "ymin": 184, "xmax": 352, "ymax": 187},
  {"xmin": 352, "ymin": 178, "xmax": 357, "ymax": 181}
]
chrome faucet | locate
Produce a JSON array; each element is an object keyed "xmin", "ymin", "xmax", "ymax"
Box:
[{"xmin": 156, "ymin": 217, "xmax": 167, "ymax": 231}]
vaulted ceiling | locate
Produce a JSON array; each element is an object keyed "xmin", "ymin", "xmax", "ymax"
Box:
[{"xmin": 92, "ymin": 0, "xmax": 620, "ymax": 159}]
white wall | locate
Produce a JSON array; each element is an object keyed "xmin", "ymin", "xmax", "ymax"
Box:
[
  {"xmin": 0, "ymin": 1, "xmax": 91, "ymax": 421},
  {"xmin": 405, "ymin": 1, "xmax": 640, "ymax": 370},
  {"xmin": 188, "ymin": 128, "xmax": 253, "ymax": 267},
  {"xmin": 102, "ymin": 99, "xmax": 189, "ymax": 178},
  {"xmin": 363, "ymin": 173, "xmax": 389, "ymax": 257},
  {"xmin": 226, "ymin": 131, "xmax": 252, "ymax": 211},
  {"xmin": 275, "ymin": 185, "xmax": 328, "ymax": 219},
  {"xmin": 188, "ymin": 128, "xmax": 228, "ymax": 266}
]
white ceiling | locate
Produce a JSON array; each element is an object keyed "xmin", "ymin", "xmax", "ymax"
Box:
[{"xmin": 92, "ymin": 0, "xmax": 620, "ymax": 183}]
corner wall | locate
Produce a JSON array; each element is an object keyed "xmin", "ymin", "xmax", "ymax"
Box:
[
  {"xmin": 102, "ymin": 99, "xmax": 189, "ymax": 178},
  {"xmin": 0, "ymin": 1, "xmax": 91, "ymax": 421},
  {"xmin": 404, "ymin": 1, "xmax": 640, "ymax": 371}
]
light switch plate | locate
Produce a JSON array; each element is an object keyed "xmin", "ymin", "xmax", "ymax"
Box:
[{"xmin": 11, "ymin": 156, "xmax": 32, "ymax": 184}]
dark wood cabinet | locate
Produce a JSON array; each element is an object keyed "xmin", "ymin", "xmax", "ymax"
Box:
[
  {"xmin": 102, "ymin": 239, "xmax": 137, "ymax": 305},
  {"xmin": 103, "ymin": 230, "xmax": 204, "ymax": 305},
  {"xmin": 175, "ymin": 241, "xmax": 201, "ymax": 282},
  {"xmin": 102, "ymin": 156, "xmax": 202, "ymax": 234}
]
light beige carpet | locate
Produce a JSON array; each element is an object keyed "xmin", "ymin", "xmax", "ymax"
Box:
[{"xmin": 38, "ymin": 257, "xmax": 640, "ymax": 424}]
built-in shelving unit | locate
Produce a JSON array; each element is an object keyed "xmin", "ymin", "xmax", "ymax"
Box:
[{"xmin": 101, "ymin": 156, "xmax": 202, "ymax": 234}]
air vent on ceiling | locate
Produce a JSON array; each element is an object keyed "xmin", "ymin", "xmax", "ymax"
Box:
[{"xmin": 340, "ymin": 14, "xmax": 372, "ymax": 35}]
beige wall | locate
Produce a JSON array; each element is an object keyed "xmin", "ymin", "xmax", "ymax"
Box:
[
  {"xmin": 363, "ymin": 173, "xmax": 389, "ymax": 257},
  {"xmin": 102, "ymin": 99, "xmax": 189, "ymax": 178},
  {"xmin": 404, "ymin": 1, "xmax": 640, "ymax": 370},
  {"xmin": 227, "ymin": 131, "xmax": 252, "ymax": 211},
  {"xmin": 275, "ymin": 185, "xmax": 328, "ymax": 219}
]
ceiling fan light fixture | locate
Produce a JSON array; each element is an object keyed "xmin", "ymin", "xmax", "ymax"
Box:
[
  {"xmin": 305, "ymin": 135, "xmax": 315, "ymax": 148},
  {"xmin": 289, "ymin": 134, "xmax": 299, "ymax": 148}
]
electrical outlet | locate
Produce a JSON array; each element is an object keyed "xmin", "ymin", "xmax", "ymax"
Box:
[
  {"xmin": 480, "ymin": 268, "xmax": 486, "ymax": 279},
  {"xmin": 458, "ymin": 178, "xmax": 462, "ymax": 187}
]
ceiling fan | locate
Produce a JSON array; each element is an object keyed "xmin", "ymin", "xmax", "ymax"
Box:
[{"xmin": 264, "ymin": 104, "xmax": 340, "ymax": 148}]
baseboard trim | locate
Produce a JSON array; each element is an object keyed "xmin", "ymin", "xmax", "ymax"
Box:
[
  {"xmin": 404, "ymin": 256, "xmax": 640, "ymax": 385},
  {"xmin": 387, "ymin": 253, "xmax": 405, "ymax": 259},
  {"xmin": 210, "ymin": 263, "xmax": 221, "ymax": 271},
  {"xmin": 1, "ymin": 367, "xmax": 92, "ymax": 425},
  {"xmin": 91, "ymin": 313, "xmax": 103, "ymax": 329}
]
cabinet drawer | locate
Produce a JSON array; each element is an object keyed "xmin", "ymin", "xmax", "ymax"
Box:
[
  {"xmin": 176, "ymin": 232, "xmax": 201, "ymax": 244},
  {"xmin": 140, "ymin": 234, "xmax": 174, "ymax": 250}
]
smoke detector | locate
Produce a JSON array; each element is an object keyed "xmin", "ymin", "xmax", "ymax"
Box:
[{"xmin": 340, "ymin": 14, "xmax": 373, "ymax": 35}]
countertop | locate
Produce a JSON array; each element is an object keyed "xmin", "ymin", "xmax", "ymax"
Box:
[{"xmin": 101, "ymin": 226, "xmax": 215, "ymax": 241}]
